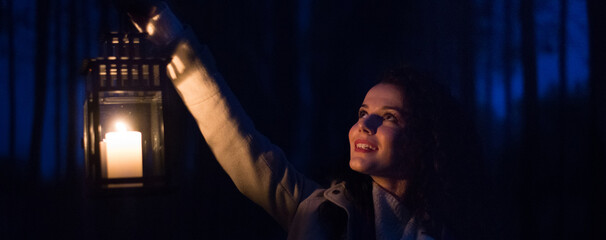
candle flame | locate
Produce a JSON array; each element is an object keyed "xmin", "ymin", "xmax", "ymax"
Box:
[{"xmin": 116, "ymin": 122, "xmax": 128, "ymax": 132}]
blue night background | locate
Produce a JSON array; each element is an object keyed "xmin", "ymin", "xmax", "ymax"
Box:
[{"xmin": 1, "ymin": 0, "xmax": 605, "ymax": 239}]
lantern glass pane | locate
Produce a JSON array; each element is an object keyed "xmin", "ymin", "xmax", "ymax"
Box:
[{"xmin": 97, "ymin": 90, "xmax": 165, "ymax": 180}]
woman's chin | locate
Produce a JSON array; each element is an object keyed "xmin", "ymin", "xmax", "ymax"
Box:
[{"xmin": 349, "ymin": 157, "xmax": 375, "ymax": 174}]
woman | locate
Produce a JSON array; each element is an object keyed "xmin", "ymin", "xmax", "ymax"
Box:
[
  {"xmin": 128, "ymin": 2, "xmax": 483, "ymax": 239},
  {"xmin": 342, "ymin": 68, "xmax": 484, "ymax": 240}
]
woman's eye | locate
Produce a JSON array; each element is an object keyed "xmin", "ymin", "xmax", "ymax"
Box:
[
  {"xmin": 383, "ymin": 113, "xmax": 398, "ymax": 122},
  {"xmin": 358, "ymin": 110, "xmax": 368, "ymax": 119}
]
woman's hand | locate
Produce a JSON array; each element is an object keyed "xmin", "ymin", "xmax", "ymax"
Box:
[{"xmin": 113, "ymin": 0, "xmax": 183, "ymax": 46}]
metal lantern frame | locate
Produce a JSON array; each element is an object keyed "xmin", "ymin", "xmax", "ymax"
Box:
[{"xmin": 83, "ymin": 32, "xmax": 170, "ymax": 195}]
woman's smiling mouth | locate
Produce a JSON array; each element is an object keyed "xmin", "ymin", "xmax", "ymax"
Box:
[{"xmin": 354, "ymin": 139, "xmax": 378, "ymax": 152}]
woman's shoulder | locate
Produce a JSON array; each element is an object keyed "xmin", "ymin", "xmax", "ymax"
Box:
[{"xmin": 298, "ymin": 181, "xmax": 351, "ymax": 208}]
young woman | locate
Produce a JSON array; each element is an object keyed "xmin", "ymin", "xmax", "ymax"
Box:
[{"xmin": 127, "ymin": 2, "xmax": 483, "ymax": 239}]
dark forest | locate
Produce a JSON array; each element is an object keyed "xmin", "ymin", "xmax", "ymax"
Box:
[{"xmin": 1, "ymin": 0, "xmax": 605, "ymax": 239}]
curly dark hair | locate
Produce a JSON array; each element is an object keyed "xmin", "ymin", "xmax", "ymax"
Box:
[{"xmin": 341, "ymin": 65, "xmax": 484, "ymax": 239}]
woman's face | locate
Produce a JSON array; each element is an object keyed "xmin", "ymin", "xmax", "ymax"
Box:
[{"xmin": 348, "ymin": 83, "xmax": 409, "ymax": 179}]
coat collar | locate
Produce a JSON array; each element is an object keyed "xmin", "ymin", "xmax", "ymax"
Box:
[
  {"xmin": 323, "ymin": 181, "xmax": 437, "ymax": 240},
  {"xmin": 323, "ymin": 181, "xmax": 375, "ymax": 240},
  {"xmin": 323, "ymin": 182, "xmax": 351, "ymax": 211}
]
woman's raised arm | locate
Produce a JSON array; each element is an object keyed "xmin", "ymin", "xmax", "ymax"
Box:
[{"xmin": 128, "ymin": 2, "xmax": 320, "ymax": 230}]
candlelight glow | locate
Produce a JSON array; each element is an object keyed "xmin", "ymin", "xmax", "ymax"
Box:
[{"xmin": 116, "ymin": 122, "xmax": 128, "ymax": 132}]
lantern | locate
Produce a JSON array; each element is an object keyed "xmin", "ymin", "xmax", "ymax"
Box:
[{"xmin": 83, "ymin": 32, "xmax": 169, "ymax": 195}]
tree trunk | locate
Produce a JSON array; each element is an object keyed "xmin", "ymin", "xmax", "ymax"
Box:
[
  {"xmin": 8, "ymin": 0, "xmax": 17, "ymax": 176},
  {"xmin": 29, "ymin": 0, "xmax": 51, "ymax": 187},
  {"xmin": 458, "ymin": 0, "xmax": 475, "ymax": 117},
  {"xmin": 587, "ymin": 0, "xmax": 606, "ymax": 238},
  {"xmin": 54, "ymin": 0, "xmax": 64, "ymax": 183},
  {"xmin": 6, "ymin": 0, "xmax": 14, "ymax": 158},
  {"xmin": 292, "ymin": 0, "xmax": 313, "ymax": 170},
  {"xmin": 65, "ymin": 0, "xmax": 78, "ymax": 186},
  {"xmin": 99, "ymin": 0, "xmax": 110, "ymax": 34},
  {"xmin": 503, "ymin": 0, "xmax": 514, "ymax": 145},
  {"xmin": 519, "ymin": 0, "xmax": 539, "ymax": 238},
  {"xmin": 556, "ymin": 0, "xmax": 568, "ymax": 237},
  {"xmin": 483, "ymin": 0, "xmax": 493, "ymax": 151},
  {"xmin": 558, "ymin": 0, "xmax": 567, "ymax": 99}
]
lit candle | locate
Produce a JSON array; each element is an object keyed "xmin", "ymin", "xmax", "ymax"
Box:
[{"xmin": 100, "ymin": 122, "xmax": 143, "ymax": 179}]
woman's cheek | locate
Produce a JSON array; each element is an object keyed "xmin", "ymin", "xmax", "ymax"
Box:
[{"xmin": 381, "ymin": 126, "xmax": 407, "ymax": 166}]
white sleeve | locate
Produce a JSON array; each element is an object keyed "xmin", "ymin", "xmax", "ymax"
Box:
[{"xmin": 140, "ymin": 3, "xmax": 320, "ymax": 230}]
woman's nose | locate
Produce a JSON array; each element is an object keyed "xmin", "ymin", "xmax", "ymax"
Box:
[{"xmin": 358, "ymin": 115, "xmax": 379, "ymax": 135}]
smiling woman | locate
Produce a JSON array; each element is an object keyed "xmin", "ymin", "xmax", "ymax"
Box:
[
  {"xmin": 341, "ymin": 66, "xmax": 486, "ymax": 240},
  {"xmin": 123, "ymin": 2, "xmax": 484, "ymax": 239}
]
